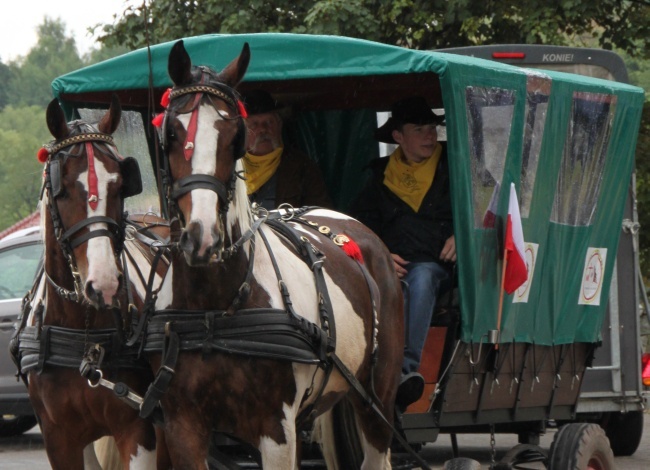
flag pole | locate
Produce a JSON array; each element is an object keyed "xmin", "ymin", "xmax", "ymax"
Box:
[{"xmin": 495, "ymin": 252, "xmax": 508, "ymax": 350}]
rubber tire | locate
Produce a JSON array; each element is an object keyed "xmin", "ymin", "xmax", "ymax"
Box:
[
  {"xmin": 331, "ymin": 399, "xmax": 364, "ymax": 469},
  {"xmin": 0, "ymin": 414, "xmax": 37, "ymax": 437},
  {"xmin": 499, "ymin": 443, "xmax": 548, "ymax": 466},
  {"xmin": 442, "ymin": 457, "xmax": 481, "ymax": 470},
  {"xmin": 600, "ymin": 410, "xmax": 644, "ymax": 456},
  {"xmin": 548, "ymin": 423, "xmax": 615, "ymax": 470}
]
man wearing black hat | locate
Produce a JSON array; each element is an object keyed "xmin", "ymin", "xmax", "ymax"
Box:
[
  {"xmin": 350, "ymin": 96, "xmax": 455, "ymax": 410},
  {"xmin": 241, "ymin": 90, "xmax": 332, "ymax": 210}
]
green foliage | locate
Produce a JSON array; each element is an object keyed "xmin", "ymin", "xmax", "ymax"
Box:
[
  {"xmin": 0, "ymin": 14, "xmax": 136, "ymax": 232},
  {"xmin": 0, "ymin": 62, "xmax": 12, "ymax": 111},
  {"xmin": 96, "ymin": 0, "xmax": 650, "ymax": 58},
  {"xmin": 636, "ymin": 103, "xmax": 650, "ymax": 280},
  {"xmin": 8, "ymin": 18, "xmax": 84, "ymax": 108},
  {"xmin": 0, "ymin": 106, "xmax": 48, "ymax": 227}
]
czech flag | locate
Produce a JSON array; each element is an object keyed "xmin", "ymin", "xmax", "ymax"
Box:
[{"xmin": 503, "ymin": 183, "xmax": 528, "ymax": 294}]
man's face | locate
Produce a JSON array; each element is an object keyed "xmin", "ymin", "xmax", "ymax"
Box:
[
  {"xmin": 246, "ymin": 112, "xmax": 283, "ymax": 156},
  {"xmin": 392, "ymin": 123, "xmax": 438, "ymax": 163}
]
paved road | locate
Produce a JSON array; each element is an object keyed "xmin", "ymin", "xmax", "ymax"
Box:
[{"xmin": 1, "ymin": 414, "xmax": 649, "ymax": 469}]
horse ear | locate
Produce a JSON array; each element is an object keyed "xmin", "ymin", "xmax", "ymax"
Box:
[
  {"xmin": 168, "ymin": 40, "xmax": 193, "ymax": 86},
  {"xmin": 98, "ymin": 94, "xmax": 122, "ymax": 135},
  {"xmin": 45, "ymin": 98, "xmax": 69, "ymax": 140},
  {"xmin": 218, "ymin": 42, "xmax": 250, "ymax": 88}
]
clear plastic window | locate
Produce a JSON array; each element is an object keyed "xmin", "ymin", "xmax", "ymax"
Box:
[
  {"xmin": 520, "ymin": 74, "xmax": 551, "ymax": 218},
  {"xmin": 78, "ymin": 109, "xmax": 160, "ymax": 216},
  {"xmin": 551, "ymin": 92, "xmax": 617, "ymax": 226},
  {"xmin": 466, "ymin": 86, "xmax": 515, "ymax": 228}
]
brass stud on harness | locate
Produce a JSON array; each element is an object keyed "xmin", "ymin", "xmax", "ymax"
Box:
[
  {"xmin": 318, "ymin": 226, "xmax": 331, "ymax": 235},
  {"xmin": 332, "ymin": 234, "xmax": 350, "ymax": 246}
]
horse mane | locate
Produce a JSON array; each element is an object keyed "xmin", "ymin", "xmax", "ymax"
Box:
[
  {"xmin": 38, "ymin": 197, "xmax": 47, "ymax": 255},
  {"xmin": 225, "ymin": 159, "xmax": 253, "ymax": 239}
]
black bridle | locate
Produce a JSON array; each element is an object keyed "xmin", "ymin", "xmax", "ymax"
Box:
[
  {"xmin": 157, "ymin": 71, "xmax": 247, "ymax": 228},
  {"xmin": 42, "ymin": 122, "xmax": 140, "ymax": 303}
]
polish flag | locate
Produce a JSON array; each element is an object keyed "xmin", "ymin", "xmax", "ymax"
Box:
[
  {"xmin": 482, "ymin": 182, "xmax": 500, "ymax": 228},
  {"xmin": 503, "ymin": 183, "xmax": 528, "ymax": 294}
]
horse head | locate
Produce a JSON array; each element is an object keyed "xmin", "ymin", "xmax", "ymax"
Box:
[
  {"xmin": 161, "ymin": 40, "xmax": 250, "ymax": 266},
  {"xmin": 41, "ymin": 96, "xmax": 142, "ymax": 309}
]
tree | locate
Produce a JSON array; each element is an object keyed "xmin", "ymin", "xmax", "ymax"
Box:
[
  {"xmin": 96, "ymin": 0, "xmax": 650, "ymax": 58},
  {"xmin": 0, "ymin": 62, "xmax": 12, "ymax": 111},
  {"xmin": 9, "ymin": 18, "xmax": 84, "ymax": 108},
  {"xmin": 636, "ymin": 102, "xmax": 650, "ymax": 279},
  {"xmin": 0, "ymin": 106, "xmax": 49, "ymax": 227}
]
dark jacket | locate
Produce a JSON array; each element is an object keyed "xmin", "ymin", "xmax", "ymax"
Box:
[
  {"xmin": 350, "ymin": 145, "xmax": 453, "ymax": 264},
  {"xmin": 250, "ymin": 145, "xmax": 333, "ymax": 210}
]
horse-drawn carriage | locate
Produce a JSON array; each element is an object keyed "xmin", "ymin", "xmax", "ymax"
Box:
[{"xmin": 12, "ymin": 33, "xmax": 645, "ymax": 469}]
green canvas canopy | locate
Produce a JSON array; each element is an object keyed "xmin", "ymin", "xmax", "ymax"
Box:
[{"xmin": 51, "ymin": 33, "xmax": 645, "ymax": 346}]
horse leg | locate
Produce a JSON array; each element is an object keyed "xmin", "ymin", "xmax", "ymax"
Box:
[
  {"xmin": 155, "ymin": 427, "xmax": 173, "ymax": 470},
  {"xmin": 84, "ymin": 442, "xmax": 105, "ymax": 470},
  {"xmin": 113, "ymin": 424, "xmax": 157, "ymax": 470},
  {"xmin": 257, "ymin": 408, "xmax": 298, "ymax": 470},
  {"xmin": 354, "ymin": 404, "xmax": 393, "ymax": 470},
  {"xmin": 94, "ymin": 436, "xmax": 122, "ymax": 470},
  {"xmin": 40, "ymin": 426, "xmax": 86, "ymax": 470},
  {"xmin": 312, "ymin": 410, "xmax": 339, "ymax": 470},
  {"xmin": 163, "ymin": 414, "xmax": 211, "ymax": 469}
]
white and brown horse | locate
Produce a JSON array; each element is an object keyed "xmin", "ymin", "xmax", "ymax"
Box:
[
  {"xmin": 12, "ymin": 97, "xmax": 167, "ymax": 470},
  {"xmin": 143, "ymin": 40, "xmax": 403, "ymax": 469}
]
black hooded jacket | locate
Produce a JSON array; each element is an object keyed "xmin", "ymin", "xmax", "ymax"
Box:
[{"xmin": 350, "ymin": 145, "xmax": 453, "ymax": 264}]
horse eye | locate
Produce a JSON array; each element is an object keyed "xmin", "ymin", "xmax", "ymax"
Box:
[{"xmin": 167, "ymin": 126, "xmax": 177, "ymax": 142}]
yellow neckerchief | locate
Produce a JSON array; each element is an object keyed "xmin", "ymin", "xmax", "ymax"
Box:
[
  {"xmin": 243, "ymin": 147, "xmax": 283, "ymax": 195},
  {"xmin": 383, "ymin": 143, "xmax": 442, "ymax": 212}
]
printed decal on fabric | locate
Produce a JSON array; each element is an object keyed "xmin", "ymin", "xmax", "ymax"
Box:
[
  {"xmin": 513, "ymin": 242, "xmax": 539, "ymax": 303},
  {"xmin": 578, "ymin": 247, "xmax": 607, "ymax": 306}
]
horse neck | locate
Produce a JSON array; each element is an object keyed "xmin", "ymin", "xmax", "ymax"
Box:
[
  {"xmin": 225, "ymin": 160, "xmax": 253, "ymax": 236},
  {"xmin": 171, "ymin": 223, "xmax": 252, "ymax": 311}
]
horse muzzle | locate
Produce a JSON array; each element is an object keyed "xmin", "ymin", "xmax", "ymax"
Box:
[
  {"xmin": 179, "ymin": 220, "xmax": 223, "ymax": 266},
  {"xmin": 84, "ymin": 273, "xmax": 121, "ymax": 310}
]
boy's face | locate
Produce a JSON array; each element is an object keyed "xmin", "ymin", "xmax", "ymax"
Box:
[{"xmin": 392, "ymin": 123, "xmax": 438, "ymax": 163}]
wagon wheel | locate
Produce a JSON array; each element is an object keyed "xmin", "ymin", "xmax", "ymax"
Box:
[
  {"xmin": 442, "ymin": 457, "xmax": 481, "ymax": 469},
  {"xmin": 0, "ymin": 414, "xmax": 37, "ymax": 437},
  {"xmin": 599, "ymin": 410, "xmax": 644, "ymax": 456},
  {"xmin": 547, "ymin": 423, "xmax": 615, "ymax": 470},
  {"xmin": 497, "ymin": 443, "xmax": 548, "ymax": 468},
  {"xmin": 331, "ymin": 398, "xmax": 364, "ymax": 468}
]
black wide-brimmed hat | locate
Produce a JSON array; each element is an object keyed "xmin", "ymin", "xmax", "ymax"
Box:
[
  {"xmin": 374, "ymin": 96, "xmax": 445, "ymax": 144},
  {"xmin": 241, "ymin": 89, "xmax": 284, "ymax": 116}
]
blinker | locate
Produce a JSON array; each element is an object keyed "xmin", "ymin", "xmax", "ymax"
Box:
[
  {"xmin": 119, "ymin": 157, "xmax": 143, "ymax": 198},
  {"xmin": 49, "ymin": 159, "xmax": 63, "ymax": 198}
]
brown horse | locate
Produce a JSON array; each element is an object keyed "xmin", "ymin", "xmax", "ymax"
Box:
[
  {"xmin": 143, "ymin": 40, "xmax": 403, "ymax": 469},
  {"xmin": 12, "ymin": 97, "xmax": 166, "ymax": 470}
]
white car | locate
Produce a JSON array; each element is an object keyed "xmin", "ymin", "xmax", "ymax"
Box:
[{"xmin": 0, "ymin": 226, "xmax": 42, "ymax": 437}]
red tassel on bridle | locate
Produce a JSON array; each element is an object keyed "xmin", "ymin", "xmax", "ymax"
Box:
[
  {"xmin": 339, "ymin": 236, "xmax": 364, "ymax": 264},
  {"xmin": 152, "ymin": 113, "xmax": 164, "ymax": 128},
  {"xmin": 237, "ymin": 100, "xmax": 248, "ymax": 118},
  {"xmin": 37, "ymin": 147, "xmax": 50, "ymax": 163},
  {"xmin": 152, "ymin": 88, "xmax": 172, "ymax": 128},
  {"xmin": 160, "ymin": 88, "xmax": 171, "ymax": 108}
]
